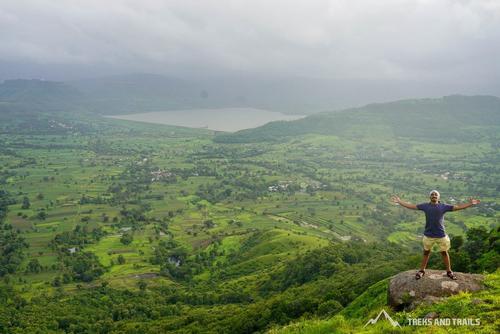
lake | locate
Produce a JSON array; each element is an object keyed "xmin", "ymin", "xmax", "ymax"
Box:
[{"xmin": 106, "ymin": 108, "xmax": 304, "ymax": 132}]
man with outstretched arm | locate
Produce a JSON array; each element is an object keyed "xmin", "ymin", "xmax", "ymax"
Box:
[{"xmin": 391, "ymin": 190, "xmax": 480, "ymax": 280}]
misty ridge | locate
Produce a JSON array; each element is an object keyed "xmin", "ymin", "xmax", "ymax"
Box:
[
  {"xmin": 3, "ymin": 72, "xmax": 498, "ymax": 115},
  {"xmin": 1, "ymin": 74, "xmax": 499, "ymax": 144},
  {"xmin": 1, "ymin": 74, "xmax": 499, "ymax": 138}
]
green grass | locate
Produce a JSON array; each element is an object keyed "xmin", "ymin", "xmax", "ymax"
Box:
[{"xmin": 268, "ymin": 270, "xmax": 500, "ymax": 334}]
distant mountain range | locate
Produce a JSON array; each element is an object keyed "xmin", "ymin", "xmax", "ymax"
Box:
[
  {"xmin": 68, "ymin": 73, "xmax": 381, "ymax": 114},
  {"xmin": 1, "ymin": 76, "xmax": 500, "ymax": 143},
  {"xmin": 69, "ymin": 73, "xmax": 209, "ymax": 114},
  {"xmin": 2, "ymin": 74, "xmax": 312, "ymax": 115},
  {"xmin": 6, "ymin": 73, "xmax": 497, "ymax": 116},
  {"xmin": 0, "ymin": 75, "xmax": 206, "ymax": 115}
]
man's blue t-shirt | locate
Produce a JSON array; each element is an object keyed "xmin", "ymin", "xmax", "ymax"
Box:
[{"xmin": 416, "ymin": 202, "xmax": 454, "ymax": 238}]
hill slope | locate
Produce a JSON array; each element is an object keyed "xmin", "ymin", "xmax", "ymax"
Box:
[
  {"xmin": 268, "ymin": 269, "xmax": 499, "ymax": 334},
  {"xmin": 0, "ymin": 79, "xmax": 84, "ymax": 114},
  {"xmin": 215, "ymin": 95, "xmax": 500, "ymax": 143},
  {"xmin": 70, "ymin": 73, "xmax": 207, "ymax": 114}
]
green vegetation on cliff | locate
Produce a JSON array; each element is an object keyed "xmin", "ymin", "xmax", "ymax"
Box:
[{"xmin": 268, "ymin": 269, "xmax": 499, "ymax": 334}]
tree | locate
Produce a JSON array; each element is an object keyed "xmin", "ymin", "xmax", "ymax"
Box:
[
  {"xmin": 203, "ymin": 220, "xmax": 215, "ymax": 229},
  {"xmin": 120, "ymin": 233, "xmax": 133, "ymax": 245},
  {"xmin": 52, "ymin": 276, "xmax": 62, "ymax": 287},
  {"xmin": 117, "ymin": 255, "xmax": 126, "ymax": 265},
  {"xmin": 37, "ymin": 210, "xmax": 47, "ymax": 220},
  {"xmin": 450, "ymin": 235, "xmax": 464, "ymax": 251},
  {"xmin": 447, "ymin": 250, "xmax": 471, "ymax": 272},
  {"xmin": 464, "ymin": 227, "xmax": 489, "ymax": 262},
  {"xmin": 21, "ymin": 196, "xmax": 30, "ymax": 210},
  {"xmin": 317, "ymin": 300, "xmax": 343, "ymax": 317},
  {"xmin": 138, "ymin": 280, "xmax": 147, "ymax": 291},
  {"xmin": 477, "ymin": 250, "xmax": 500, "ymax": 272},
  {"xmin": 26, "ymin": 259, "xmax": 42, "ymax": 273},
  {"xmin": 63, "ymin": 252, "xmax": 104, "ymax": 282}
]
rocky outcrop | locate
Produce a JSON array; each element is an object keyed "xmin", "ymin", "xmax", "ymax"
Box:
[{"xmin": 388, "ymin": 270, "xmax": 484, "ymax": 310}]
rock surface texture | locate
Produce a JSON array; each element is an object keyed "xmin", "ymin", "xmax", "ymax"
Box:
[{"xmin": 388, "ymin": 270, "xmax": 484, "ymax": 310}]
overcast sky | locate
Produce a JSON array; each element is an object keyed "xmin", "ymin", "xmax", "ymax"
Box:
[{"xmin": 1, "ymin": 0, "xmax": 499, "ymax": 96}]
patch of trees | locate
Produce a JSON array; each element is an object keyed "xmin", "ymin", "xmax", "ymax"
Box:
[
  {"xmin": 52, "ymin": 254, "xmax": 106, "ymax": 285},
  {"xmin": 119, "ymin": 206, "xmax": 148, "ymax": 225},
  {"xmin": 259, "ymin": 240, "xmax": 414, "ymax": 295},
  {"xmin": 61, "ymin": 252, "xmax": 105, "ymax": 283},
  {"xmin": 190, "ymin": 164, "xmax": 218, "ymax": 177},
  {"xmin": 21, "ymin": 196, "xmax": 30, "ymax": 209},
  {"xmin": 0, "ymin": 190, "xmax": 16, "ymax": 222},
  {"xmin": 0, "ymin": 229, "xmax": 29, "ymax": 277},
  {"xmin": 120, "ymin": 233, "xmax": 133, "ymax": 245},
  {"xmin": 87, "ymin": 138, "xmax": 124, "ymax": 155},
  {"xmin": 0, "ymin": 190, "xmax": 28, "ymax": 277},
  {"xmin": 151, "ymin": 239, "xmax": 204, "ymax": 280},
  {"xmin": 51, "ymin": 225, "xmax": 106, "ymax": 250},
  {"xmin": 0, "ymin": 286, "xmax": 183, "ymax": 333},
  {"xmin": 25, "ymin": 259, "xmax": 42, "ymax": 274},
  {"xmin": 107, "ymin": 162, "xmax": 160, "ymax": 204},
  {"xmin": 0, "ymin": 170, "xmax": 16, "ymax": 185},
  {"xmin": 195, "ymin": 182, "xmax": 233, "ymax": 204},
  {"xmin": 36, "ymin": 210, "xmax": 47, "ymax": 220},
  {"xmin": 79, "ymin": 195, "xmax": 106, "ymax": 205},
  {"xmin": 195, "ymin": 176, "xmax": 270, "ymax": 203},
  {"xmin": 117, "ymin": 255, "xmax": 126, "ymax": 265}
]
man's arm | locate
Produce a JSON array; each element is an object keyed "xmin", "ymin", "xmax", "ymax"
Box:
[
  {"xmin": 453, "ymin": 198, "xmax": 480, "ymax": 211},
  {"xmin": 391, "ymin": 196, "xmax": 418, "ymax": 210}
]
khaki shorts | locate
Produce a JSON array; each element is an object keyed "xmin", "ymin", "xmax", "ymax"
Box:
[{"xmin": 422, "ymin": 235, "xmax": 450, "ymax": 252}]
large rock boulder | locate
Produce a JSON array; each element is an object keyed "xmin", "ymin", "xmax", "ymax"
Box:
[{"xmin": 388, "ymin": 270, "xmax": 484, "ymax": 310}]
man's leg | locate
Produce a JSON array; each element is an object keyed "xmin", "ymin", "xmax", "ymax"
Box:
[
  {"xmin": 420, "ymin": 250, "xmax": 431, "ymax": 271},
  {"xmin": 438, "ymin": 236, "xmax": 457, "ymax": 279},
  {"xmin": 441, "ymin": 251, "xmax": 451, "ymax": 272}
]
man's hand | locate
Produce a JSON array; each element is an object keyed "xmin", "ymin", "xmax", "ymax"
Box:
[
  {"xmin": 453, "ymin": 197, "xmax": 480, "ymax": 211},
  {"xmin": 391, "ymin": 195, "xmax": 417, "ymax": 210},
  {"xmin": 469, "ymin": 198, "xmax": 480, "ymax": 205},
  {"xmin": 391, "ymin": 196, "xmax": 401, "ymax": 204}
]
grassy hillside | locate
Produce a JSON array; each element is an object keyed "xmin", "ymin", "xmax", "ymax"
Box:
[
  {"xmin": 215, "ymin": 95, "xmax": 500, "ymax": 143},
  {"xmin": 268, "ymin": 269, "xmax": 500, "ymax": 334}
]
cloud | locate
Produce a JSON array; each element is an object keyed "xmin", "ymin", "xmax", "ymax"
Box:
[{"xmin": 0, "ymin": 0, "xmax": 499, "ymax": 83}]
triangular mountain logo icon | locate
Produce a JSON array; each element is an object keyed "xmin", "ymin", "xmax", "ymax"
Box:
[{"xmin": 364, "ymin": 309, "xmax": 401, "ymax": 328}]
